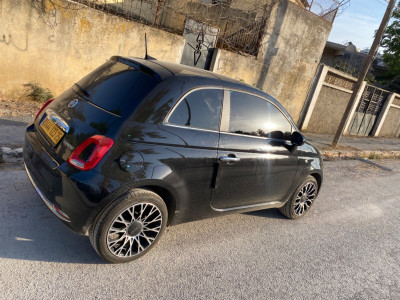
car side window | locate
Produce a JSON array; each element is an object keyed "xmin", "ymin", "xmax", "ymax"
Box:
[
  {"xmin": 228, "ymin": 91, "xmax": 292, "ymax": 139},
  {"xmin": 168, "ymin": 89, "xmax": 223, "ymax": 131}
]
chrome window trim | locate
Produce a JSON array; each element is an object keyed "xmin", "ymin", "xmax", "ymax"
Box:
[
  {"xmin": 163, "ymin": 85, "xmax": 298, "ymax": 139},
  {"xmin": 217, "ymin": 130, "xmax": 292, "ymax": 143}
]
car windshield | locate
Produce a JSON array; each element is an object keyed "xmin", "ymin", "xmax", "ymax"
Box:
[{"xmin": 76, "ymin": 60, "xmax": 158, "ymax": 115}]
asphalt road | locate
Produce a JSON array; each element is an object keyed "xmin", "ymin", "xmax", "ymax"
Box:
[
  {"xmin": 0, "ymin": 160, "xmax": 399, "ymax": 299},
  {"xmin": 0, "ymin": 116, "xmax": 30, "ymax": 147}
]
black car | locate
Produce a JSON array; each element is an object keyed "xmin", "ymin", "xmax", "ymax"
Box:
[{"xmin": 24, "ymin": 56, "xmax": 323, "ymax": 263}]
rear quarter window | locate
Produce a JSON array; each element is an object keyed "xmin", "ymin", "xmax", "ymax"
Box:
[
  {"xmin": 76, "ymin": 60, "xmax": 158, "ymax": 115},
  {"xmin": 167, "ymin": 89, "xmax": 223, "ymax": 131}
]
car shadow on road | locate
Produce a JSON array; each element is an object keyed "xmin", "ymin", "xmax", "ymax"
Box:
[
  {"xmin": 0, "ymin": 209, "xmax": 106, "ymax": 264},
  {"xmin": 0, "ymin": 176, "xmax": 106, "ymax": 264},
  {"xmin": 244, "ymin": 208, "xmax": 287, "ymax": 219}
]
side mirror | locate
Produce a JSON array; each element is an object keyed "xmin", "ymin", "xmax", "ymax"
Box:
[{"xmin": 290, "ymin": 131, "xmax": 305, "ymax": 146}]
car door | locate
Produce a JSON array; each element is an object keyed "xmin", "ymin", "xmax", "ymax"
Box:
[
  {"xmin": 162, "ymin": 87, "xmax": 223, "ymax": 219},
  {"xmin": 211, "ymin": 90, "xmax": 299, "ymax": 210}
]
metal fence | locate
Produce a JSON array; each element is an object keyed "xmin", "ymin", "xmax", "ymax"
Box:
[{"xmin": 76, "ymin": 0, "xmax": 275, "ymax": 56}]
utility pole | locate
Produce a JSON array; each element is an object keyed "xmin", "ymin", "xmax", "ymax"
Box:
[{"xmin": 331, "ymin": 0, "xmax": 396, "ymax": 147}]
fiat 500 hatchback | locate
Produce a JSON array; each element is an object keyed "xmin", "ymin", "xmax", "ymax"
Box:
[{"xmin": 24, "ymin": 56, "xmax": 323, "ymax": 263}]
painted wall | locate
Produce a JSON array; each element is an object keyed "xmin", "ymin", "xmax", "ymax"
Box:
[{"xmin": 0, "ymin": 0, "xmax": 185, "ymax": 95}]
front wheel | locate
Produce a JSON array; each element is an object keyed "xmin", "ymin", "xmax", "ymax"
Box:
[
  {"xmin": 279, "ymin": 176, "xmax": 319, "ymax": 219},
  {"xmin": 89, "ymin": 189, "xmax": 168, "ymax": 263}
]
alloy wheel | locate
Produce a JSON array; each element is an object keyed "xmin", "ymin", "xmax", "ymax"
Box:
[
  {"xmin": 293, "ymin": 182, "xmax": 316, "ymax": 216},
  {"xmin": 106, "ymin": 203, "xmax": 162, "ymax": 257}
]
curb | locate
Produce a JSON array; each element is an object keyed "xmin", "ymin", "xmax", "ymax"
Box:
[
  {"xmin": 0, "ymin": 147, "xmax": 24, "ymax": 164},
  {"xmin": 322, "ymin": 150, "xmax": 400, "ymax": 160}
]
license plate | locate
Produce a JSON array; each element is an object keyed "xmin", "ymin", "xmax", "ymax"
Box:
[{"xmin": 40, "ymin": 118, "xmax": 65, "ymax": 145}]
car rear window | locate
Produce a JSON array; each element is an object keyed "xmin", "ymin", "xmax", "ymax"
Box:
[{"xmin": 76, "ymin": 60, "xmax": 158, "ymax": 115}]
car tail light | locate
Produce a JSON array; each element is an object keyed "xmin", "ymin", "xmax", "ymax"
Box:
[
  {"xmin": 35, "ymin": 98, "xmax": 54, "ymax": 121},
  {"xmin": 68, "ymin": 135, "xmax": 114, "ymax": 171}
]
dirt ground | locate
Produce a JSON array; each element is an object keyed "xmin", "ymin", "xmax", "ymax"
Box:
[{"xmin": 0, "ymin": 98, "xmax": 42, "ymax": 118}]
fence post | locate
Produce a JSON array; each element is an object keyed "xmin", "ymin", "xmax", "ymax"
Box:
[
  {"xmin": 343, "ymin": 81, "xmax": 367, "ymax": 135},
  {"xmin": 370, "ymin": 93, "xmax": 396, "ymax": 137},
  {"xmin": 299, "ymin": 65, "xmax": 329, "ymax": 130}
]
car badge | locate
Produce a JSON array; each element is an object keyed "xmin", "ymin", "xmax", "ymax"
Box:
[{"xmin": 68, "ymin": 99, "xmax": 79, "ymax": 108}]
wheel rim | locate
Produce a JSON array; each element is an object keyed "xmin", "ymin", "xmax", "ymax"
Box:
[
  {"xmin": 107, "ymin": 203, "xmax": 162, "ymax": 258},
  {"xmin": 294, "ymin": 182, "xmax": 317, "ymax": 216}
]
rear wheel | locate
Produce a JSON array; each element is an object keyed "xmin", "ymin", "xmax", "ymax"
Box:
[
  {"xmin": 279, "ymin": 176, "xmax": 318, "ymax": 219},
  {"xmin": 89, "ymin": 189, "xmax": 167, "ymax": 263}
]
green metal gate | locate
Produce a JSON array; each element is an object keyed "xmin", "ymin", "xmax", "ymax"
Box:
[{"xmin": 348, "ymin": 85, "xmax": 389, "ymax": 136}]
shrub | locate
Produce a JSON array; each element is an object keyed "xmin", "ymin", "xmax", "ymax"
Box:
[{"xmin": 24, "ymin": 82, "xmax": 54, "ymax": 103}]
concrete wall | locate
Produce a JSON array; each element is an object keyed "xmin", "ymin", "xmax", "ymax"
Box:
[
  {"xmin": 306, "ymin": 86, "xmax": 351, "ymax": 133},
  {"xmin": 299, "ymin": 65, "xmax": 359, "ymax": 134},
  {"xmin": 210, "ymin": 49, "xmax": 263, "ymax": 88},
  {"xmin": 379, "ymin": 107, "xmax": 400, "ymax": 138},
  {"xmin": 0, "ymin": 0, "xmax": 185, "ymax": 95},
  {"xmin": 211, "ymin": 1, "xmax": 332, "ymax": 122},
  {"xmin": 379, "ymin": 96, "xmax": 400, "ymax": 138},
  {"xmin": 1, "ymin": 0, "xmax": 331, "ymax": 125},
  {"xmin": 301, "ymin": 64, "xmax": 399, "ymax": 138}
]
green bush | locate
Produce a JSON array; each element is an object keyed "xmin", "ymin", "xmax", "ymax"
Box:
[{"xmin": 24, "ymin": 81, "xmax": 54, "ymax": 103}]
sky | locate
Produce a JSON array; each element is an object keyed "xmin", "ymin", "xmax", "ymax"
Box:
[{"xmin": 328, "ymin": 0, "xmax": 398, "ymax": 50}]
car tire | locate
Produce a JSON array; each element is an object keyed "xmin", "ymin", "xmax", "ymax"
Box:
[
  {"xmin": 89, "ymin": 189, "xmax": 167, "ymax": 263},
  {"xmin": 279, "ymin": 175, "xmax": 319, "ymax": 219}
]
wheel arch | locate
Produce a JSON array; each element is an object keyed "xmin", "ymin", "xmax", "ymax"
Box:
[
  {"xmin": 309, "ymin": 172, "xmax": 322, "ymax": 190},
  {"xmin": 140, "ymin": 185, "xmax": 176, "ymax": 226}
]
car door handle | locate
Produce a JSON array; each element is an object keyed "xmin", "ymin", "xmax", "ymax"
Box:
[{"xmin": 219, "ymin": 156, "xmax": 240, "ymax": 163}]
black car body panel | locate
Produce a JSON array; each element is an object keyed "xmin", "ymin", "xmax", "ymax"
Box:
[{"xmin": 24, "ymin": 56, "xmax": 323, "ymax": 236}]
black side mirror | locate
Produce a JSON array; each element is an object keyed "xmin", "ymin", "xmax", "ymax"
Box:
[{"xmin": 290, "ymin": 131, "xmax": 305, "ymax": 146}]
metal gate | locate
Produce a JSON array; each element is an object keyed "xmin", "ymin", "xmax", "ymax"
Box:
[
  {"xmin": 348, "ymin": 85, "xmax": 389, "ymax": 136},
  {"xmin": 180, "ymin": 18, "xmax": 219, "ymax": 70}
]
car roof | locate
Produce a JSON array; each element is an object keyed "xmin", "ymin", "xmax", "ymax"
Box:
[{"xmin": 111, "ymin": 56, "xmax": 297, "ymax": 129}]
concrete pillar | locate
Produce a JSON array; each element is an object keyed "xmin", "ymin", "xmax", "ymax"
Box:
[
  {"xmin": 343, "ymin": 81, "xmax": 367, "ymax": 135},
  {"xmin": 208, "ymin": 48, "xmax": 221, "ymax": 73},
  {"xmin": 300, "ymin": 65, "xmax": 329, "ymax": 130},
  {"xmin": 370, "ymin": 93, "xmax": 396, "ymax": 137}
]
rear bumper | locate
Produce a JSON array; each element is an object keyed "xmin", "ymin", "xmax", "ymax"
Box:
[
  {"xmin": 24, "ymin": 124, "xmax": 123, "ymax": 235},
  {"xmin": 25, "ymin": 163, "xmax": 71, "ymax": 222}
]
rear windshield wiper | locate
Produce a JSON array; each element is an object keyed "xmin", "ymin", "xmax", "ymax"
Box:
[{"xmin": 73, "ymin": 83, "xmax": 90, "ymax": 98}]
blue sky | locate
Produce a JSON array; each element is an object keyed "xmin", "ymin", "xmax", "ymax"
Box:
[{"xmin": 328, "ymin": 0, "xmax": 398, "ymax": 50}]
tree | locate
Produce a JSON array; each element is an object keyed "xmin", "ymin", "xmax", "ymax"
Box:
[{"xmin": 381, "ymin": 3, "xmax": 400, "ymax": 75}]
